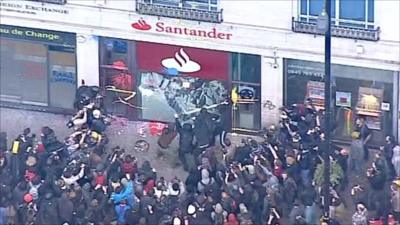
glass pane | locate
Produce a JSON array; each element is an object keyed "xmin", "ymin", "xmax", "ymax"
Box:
[
  {"xmin": 0, "ymin": 38, "xmax": 48, "ymax": 106},
  {"xmin": 233, "ymin": 103, "xmax": 261, "ymax": 130},
  {"xmin": 138, "ymin": 71, "xmax": 228, "ymax": 124},
  {"xmin": 99, "ymin": 38, "xmax": 134, "ymax": 117},
  {"xmin": 231, "ymin": 53, "xmax": 261, "ymax": 83},
  {"xmin": 300, "ymin": 0, "xmax": 307, "ymax": 15},
  {"xmin": 153, "ymin": 0, "xmax": 180, "ymax": 6},
  {"xmin": 309, "ymin": 0, "xmax": 335, "ymax": 17},
  {"xmin": 48, "ymin": 48, "xmax": 77, "ymax": 109},
  {"xmin": 340, "ymin": 0, "xmax": 366, "ymax": 21},
  {"xmin": 232, "ymin": 83, "xmax": 261, "ymax": 130},
  {"xmin": 368, "ymin": 0, "xmax": 374, "ymax": 22},
  {"xmin": 309, "ymin": 0, "xmax": 324, "ymax": 16}
]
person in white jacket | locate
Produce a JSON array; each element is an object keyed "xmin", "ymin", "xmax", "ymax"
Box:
[
  {"xmin": 392, "ymin": 145, "xmax": 400, "ymax": 177},
  {"xmin": 61, "ymin": 164, "xmax": 85, "ymax": 187}
]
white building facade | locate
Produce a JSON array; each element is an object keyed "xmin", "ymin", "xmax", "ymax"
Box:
[{"xmin": 1, "ymin": 0, "xmax": 399, "ymax": 144}]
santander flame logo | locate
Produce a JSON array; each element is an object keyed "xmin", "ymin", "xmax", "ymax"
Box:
[
  {"xmin": 131, "ymin": 19, "xmax": 152, "ymax": 31},
  {"xmin": 161, "ymin": 48, "xmax": 201, "ymax": 73}
]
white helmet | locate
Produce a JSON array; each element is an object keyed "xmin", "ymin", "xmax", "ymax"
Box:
[{"xmin": 92, "ymin": 109, "xmax": 101, "ymax": 119}]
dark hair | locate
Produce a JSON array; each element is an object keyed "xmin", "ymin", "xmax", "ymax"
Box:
[{"xmin": 23, "ymin": 128, "xmax": 31, "ymax": 135}]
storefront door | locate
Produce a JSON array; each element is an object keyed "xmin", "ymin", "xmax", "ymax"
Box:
[{"xmin": 231, "ymin": 53, "xmax": 262, "ymax": 132}]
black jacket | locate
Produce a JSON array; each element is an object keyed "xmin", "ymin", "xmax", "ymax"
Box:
[
  {"xmin": 194, "ymin": 117, "xmax": 211, "ymax": 147},
  {"xmin": 176, "ymin": 119, "xmax": 194, "ymax": 153}
]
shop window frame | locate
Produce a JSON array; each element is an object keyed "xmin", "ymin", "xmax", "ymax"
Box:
[
  {"xmin": 230, "ymin": 53, "xmax": 262, "ymax": 133},
  {"xmin": 283, "ymin": 58, "xmax": 397, "ymax": 147},
  {"xmin": 0, "ymin": 36, "xmax": 77, "ymax": 114}
]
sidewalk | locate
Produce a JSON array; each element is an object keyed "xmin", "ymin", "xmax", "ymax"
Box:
[{"xmin": 0, "ymin": 107, "xmax": 258, "ymax": 180}]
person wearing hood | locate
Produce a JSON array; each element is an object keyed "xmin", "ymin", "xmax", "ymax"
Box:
[
  {"xmin": 211, "ymin": 203, "xmax": 228, "ymax": 225},
  {"xmin": 391, "ymin": 142, "xmax": 400, "ymax": 177},
  {"xmin": 197, "ymin": 169, "xmax": 215, "ymax": 193},
  {"xmin": 352, "ymin": 203, "xmax": 368, "ymax": 225},
  {"xmin": 110, "ymin": 178, "xmax": 135, "ymax": 207},
  {"xmin": 193, "ymin": 108, "xmax": 214, "ymax": 156},
  {"xmin": 139, "ymin": 160, "xmax": 157, "ymax": 183},
  {"xmin": 176, "ymin": 117, "xmax": 195, "ymax": 171}
]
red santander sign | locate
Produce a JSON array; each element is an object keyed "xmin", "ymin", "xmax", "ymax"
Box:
[{"xmin": 131, "ymin": 19, "xmax": 233, "ymax": 40}]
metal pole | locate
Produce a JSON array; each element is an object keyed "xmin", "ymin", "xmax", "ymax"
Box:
[{"xmin": 323, "ymin": 0, "xmax": 332, "ymax": 220}]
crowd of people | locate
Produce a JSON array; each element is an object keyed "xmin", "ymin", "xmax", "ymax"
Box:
[{"xmin": 0, "ymin": 86, "xmax": 400, "ymax": 225}]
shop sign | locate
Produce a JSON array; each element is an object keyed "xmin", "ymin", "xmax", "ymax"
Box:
[
  {"xmin": 131, "ymin": 19, "xmax": 233, "ymax": 41},
  {"xmin": 0, "ymin": 1, "xmax": 69, "ymax": 15},
  {"xmin": 0, "ymin": 24, "xmax": 75, "ymax": 46},
  {"xmin": 286, "ymin": 59, "xmax": 325, "ymax": 78},
  {"xmin": 50, "ymin": 65, "xmax": 76, "ymax": 84},
  {"xmin": 136, "ymin": 42, "xmax": 229, "ymax": 80}
]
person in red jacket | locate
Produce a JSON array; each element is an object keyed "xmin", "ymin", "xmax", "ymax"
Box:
[{"xmin": 224, "ymin": 213, "xmax": 239, "ymax": 225}]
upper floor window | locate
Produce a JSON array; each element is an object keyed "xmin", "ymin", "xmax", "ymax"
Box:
[
  {"xmin": 137, "ymin": 0, "xmax": 223, "ymax": 23},
  {"xmin": 145, "ymin": 0, "xmax": 218, "ymax": 11},
  {"xmin": 299, "ymin": 0, "xmax": 374, "ymax": 29}
]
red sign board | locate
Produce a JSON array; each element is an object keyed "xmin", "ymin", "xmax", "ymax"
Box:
[{"xmin": 136, "ymin": 41, "xmax": 229, "ymax": 80}]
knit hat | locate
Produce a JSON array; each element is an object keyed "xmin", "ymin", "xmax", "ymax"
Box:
[{"xmin": 23, "ymin": 193, "xmax": 33, "ymax": 203}]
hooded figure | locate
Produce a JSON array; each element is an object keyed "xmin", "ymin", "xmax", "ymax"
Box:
[
  {"xmin": 211, "ymin": 203, "xmax": 227, "ymax": 225},
  {"xmin": 197, "ymin": 169, "xmax": 215, "ymax": 193},
  {"xmin": 176, "ymin": 120, "xmax": 195, "ymax": 171},
  {"xmin": 351, "ymin": 204, "xmax": 368, "ymax": 225},
  {"xmin": 392, "ymin": 145, "xmax": 400, "ymax": 177}
]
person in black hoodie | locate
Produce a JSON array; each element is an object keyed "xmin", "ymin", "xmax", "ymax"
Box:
[
  {"xmin": 193, "ymin": 109, "xmax": 213, "ymax": 158},
  {"xmin": 176, "ymin": 117, "xmax": 195, "ymax": 171}
]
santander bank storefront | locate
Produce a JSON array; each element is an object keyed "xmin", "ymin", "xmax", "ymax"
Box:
[{"xmin": 99, "ymin": 39, "xmax": 262, "ymax": 132}]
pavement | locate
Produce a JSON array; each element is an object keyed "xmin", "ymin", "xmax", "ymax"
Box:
[{"xmin": 0, "ymin": 107, "xmax": 259, "ymax": 181}]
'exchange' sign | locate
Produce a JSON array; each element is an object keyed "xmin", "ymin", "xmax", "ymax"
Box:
[{"xmin": 0, "ymin": 24, "xmax": 75, "ymax": 46}]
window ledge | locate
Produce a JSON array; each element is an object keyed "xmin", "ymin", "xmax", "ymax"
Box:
[
  {"xmin": 26, "ymin": 0, "xmax": 67, "ymax": 5},
  {"xmin": 136, "ymin": 1, "xmax": 223, "ymax": 23},
  {"xmin": 292, "ymin": 17, "xmax": 380, "ymax": 41}
]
